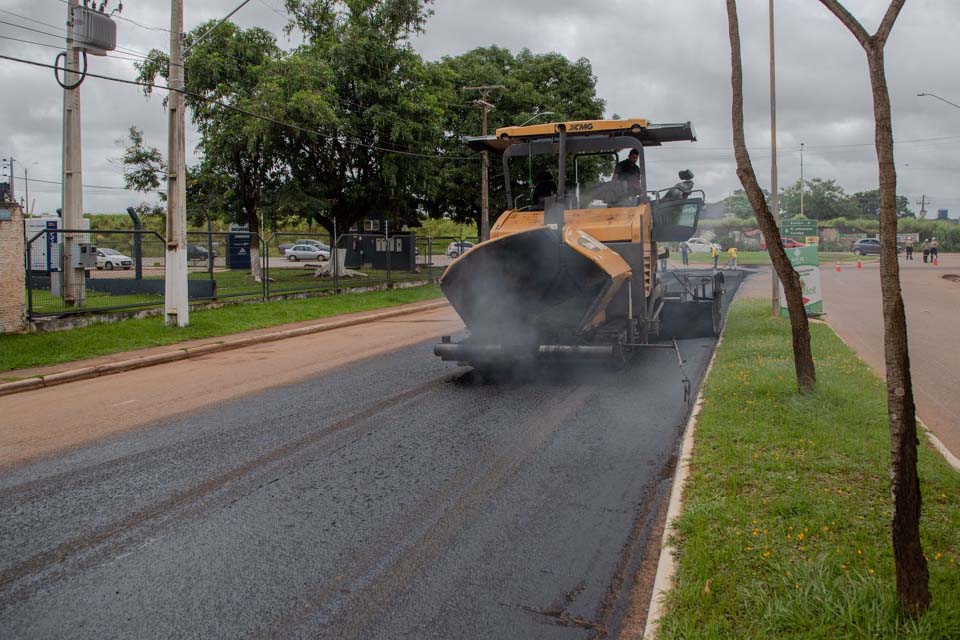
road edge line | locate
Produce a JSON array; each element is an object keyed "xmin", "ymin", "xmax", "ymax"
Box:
[{"xmin": 0, "ymin": 299, "xmax": 449, "ymax": 398}]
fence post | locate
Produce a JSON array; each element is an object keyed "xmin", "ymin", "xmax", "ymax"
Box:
[
  {"xmin": 263, "ymin": 235, "xmax": 270, "ymax": 300},
  {"xmin": 25, "ymin": 232, "xmax": 34, "ymax": 321}
]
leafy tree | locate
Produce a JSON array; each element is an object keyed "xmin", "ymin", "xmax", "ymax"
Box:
[
  {"xmin": 780, "ymin": 177, "xmax": 859, "ymax": 219},
  {"xmin": 118, "ymin": 126, "xmax": 166, "ymax": 217},
  {"xmin": 425, "ymin": 46, "xmax": 607, "ymax": 229},
  {"xmin": 136, "ymin": 22, "xmax": 285, "ymax": 280},
  {"xmin": 721, "ymin": 188, "xmax": 771, "ymax": 218},
  {"xmin": 269, "ymin": 0, "xmax": 447, "ymax": 237},
  {"xmin": 851, "ymin": 189, "xmax": 913, "ymax": 219}
]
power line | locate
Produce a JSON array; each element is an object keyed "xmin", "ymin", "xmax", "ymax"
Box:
[
  {"xmin": 0, "ymin": 33, "xmax": 152, "ymax": 64},
  {"xmin": 0, "ymin": 51, "xmax": 476, "ymax": 161}
]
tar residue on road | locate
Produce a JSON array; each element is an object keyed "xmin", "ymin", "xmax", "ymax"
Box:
[{"xmin": 0, "ymin": 273, "xmax": 743, "ymax": 640}]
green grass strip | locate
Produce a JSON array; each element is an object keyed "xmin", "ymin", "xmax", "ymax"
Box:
[
  {"xmin": 658, "ymin": 298, "xmax": 960, "ymax": 639},
  {"xmin": 684, "ymin": 251, "xmax": 876, "ymax": 266},
  {"xmin": 0, "ymin": 285, "xmax": 442, "ymax": 374}
]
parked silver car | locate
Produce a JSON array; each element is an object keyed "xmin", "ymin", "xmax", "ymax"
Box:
[
  {"xmin": 446, "ymin": 241, "xmax": 475, "ymax": 258},
  {"xmin": 96, "ymin": 248, "xmax": 133, "ymax": 270},
  {"xmin": 286, "ymin": 244, "xmax": 330, "ymax": 261}
]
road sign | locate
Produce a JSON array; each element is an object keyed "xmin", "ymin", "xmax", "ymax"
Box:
[{"xmin": 781, "ymin": 218, "xmax": 817, "ymax": 239}]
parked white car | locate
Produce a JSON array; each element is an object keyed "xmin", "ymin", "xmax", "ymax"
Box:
[
  {"xmin": 286, "ymin": 244, "xmax": 330, "ymax": 261},
  {"xmin": 96, "ymin": 248, "xmax": 133, "ymax": 270},
  {"xmin": 684, "ymin": 237, "xmax": 721, "ymax": 253}
]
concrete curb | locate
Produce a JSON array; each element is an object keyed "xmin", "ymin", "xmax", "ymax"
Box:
[
  {"xmin": 640, "ymin": 327, "xmax": 726, "ymax": 640},
  {"xmin": 0, "ymin": 300, "xmax": 449, "ymax": 398}
]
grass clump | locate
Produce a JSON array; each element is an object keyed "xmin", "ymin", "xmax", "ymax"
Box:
[
  {"xmin": 658, "ymin": 298, "xmax": 960, "ymax": 639},
  {"xmin": 1, "ymin": 285, "xmax": 442, "ymax": 374}
]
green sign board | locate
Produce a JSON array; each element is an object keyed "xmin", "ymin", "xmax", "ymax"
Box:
[{"xmin": 782, "ymin": 219, "xmax": 818, "ymax": 239}]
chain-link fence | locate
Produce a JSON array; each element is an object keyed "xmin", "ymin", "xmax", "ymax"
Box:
[{"xmin": 25, "ymin": 227, "xmax": 452, "ymax": 319}]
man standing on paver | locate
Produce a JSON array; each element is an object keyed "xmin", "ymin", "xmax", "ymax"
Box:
[
  {"xmin": 905, "ymin": 235, "xmax": 914, "ymax": 260},
  {"xmin": 711, "ymin": 244, "xmax": 720, "ymax": 270},
  {"xmin": 680, "ymin": 241, "xmax": 690, "ymax": 266}
]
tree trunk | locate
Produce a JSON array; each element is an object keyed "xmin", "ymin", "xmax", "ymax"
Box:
[
  {"xmin": 817, "ymin": 0, "xmax": 929, "ymax": 617},
  {"xmin": 725, "ymin": 0, "xmax": 815, "ymax": 393},
  {"xmin": 246, "ymin": 205, "xmax": 263, "ymax": 283},
  {"xmin": 868, "ymin": 43, "xmax": 931, "ymax": 619}
]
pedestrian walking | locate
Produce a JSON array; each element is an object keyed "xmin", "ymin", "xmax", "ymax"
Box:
[
  {"xmin": 680, "ymin": 241, "xmax": 690, "ymax": 266},
  {"xmin": 710, "ymin": 244, "xmax": 720, "ymax": 270},
  {"xmin": 659, "ymin": 245, "xmax": 670, "ymax": 271},
  {"xmin": 921, "ymin": 240, "xmax": 930, "ymax": 263},
  {"xmin": 726, "ymin": 246, "xmax": 738, "ymax": 269},
  {"xmin": 930, "ymin": 237, "xmax": 939, "ymax": 262},
  {"xmin": 905, "ymin": 236, "xmax": 914, "ymax": 260}
]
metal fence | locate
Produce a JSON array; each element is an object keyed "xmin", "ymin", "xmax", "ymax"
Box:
[{"xmin": 24, "ymin": 227, "xmax": 473, "ymax": 319}]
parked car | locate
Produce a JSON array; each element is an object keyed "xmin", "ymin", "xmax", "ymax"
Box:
[
  {"xmin": 296, "ymin": 239, "xmax": 330, "ymax": 250},
  {"xmin": 96, "ymin": 248, "xmax": 133, "ymax": 270},
  {"xmin": 187, "ymin": 244, "xmax": 218, "ymax": 261},
  {"xmin": 851, "ymin": 237, "xmax": 901, "ymax": 255},
  {"xmin": 760, "ymin": 237, "xmax": 805, "ymax": 249},
  {"xmin": 684, "ymin": 237, "xmax": 720, "ymax": 253},
  {"xmin": 446, "ymin": 241, "xmax": 475, "ymax": 258},
  {"xmin": 286, "ymin": 244, "xmax": 330, "ymax": 261}
]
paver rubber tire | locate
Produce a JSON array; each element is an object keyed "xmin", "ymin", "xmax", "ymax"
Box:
[{"xmin": 105, "ymin": 262, "xmax": 114, "ymax": 270}]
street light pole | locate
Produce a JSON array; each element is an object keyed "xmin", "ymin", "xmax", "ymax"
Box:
[
  {"xmin": 917, "ymin": 92, "xmax": 960, "ymax": 111},
  {"xmin": 768, "ymin": 0, "xmax": 780, "ymax": 317},
  {"xmin": 800, "ymin": 142, "xmax": 805, "ymax": 217},
  {"xmin": 463, "ymin": 85, "xmax": 505, "ymax": 242}
]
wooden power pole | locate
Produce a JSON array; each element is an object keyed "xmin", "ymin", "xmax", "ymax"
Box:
[
  {"xmin": 463, "ymin": 85, "xmax": 504, "ymax": 242},
  {"xmin": 165, "ymin": 0, "xmax": 189, "ymax": 326}
]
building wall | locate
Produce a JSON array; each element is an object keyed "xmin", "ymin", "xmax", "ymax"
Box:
[{"xmin": 0, "ymin": 202, "xmax": 26, "ymax": 332}]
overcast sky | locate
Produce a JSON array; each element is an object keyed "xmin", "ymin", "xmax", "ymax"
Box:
[{"xmin": 1, "ymin": 0, "xmax": 958, "ymax": 218}]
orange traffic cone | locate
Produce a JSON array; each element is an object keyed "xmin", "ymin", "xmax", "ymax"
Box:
[
  {"xmin": 835, "ymin": 262, "xmax": 841, "ymax": 273},
  {"xmin": 856, "ymin": 259, "xmax": 862, "ymax": 270},
  {"xmin": 933, "ymin": 256, "xmax": 939, "ymax": 266}
]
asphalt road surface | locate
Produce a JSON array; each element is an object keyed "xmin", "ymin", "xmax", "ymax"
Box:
[{"xmin": 0, "ymin": 272, "xmax": 740, "ymax": 639}]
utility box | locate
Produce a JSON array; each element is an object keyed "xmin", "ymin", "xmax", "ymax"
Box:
[
  {"xmin": 73, "ymin": 243, "xmax": 97, "ymax": 269},
  {"xmin": 70, "ymin": 6, "xmax": 117, "ymax": 56}
]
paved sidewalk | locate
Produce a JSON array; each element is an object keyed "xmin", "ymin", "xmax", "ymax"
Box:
[{"xmin": 6, "ymin": 299, "xmax": 448, "ymax": 382}]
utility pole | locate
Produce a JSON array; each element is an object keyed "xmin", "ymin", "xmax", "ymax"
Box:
[
  {"xmin": 800, "ymin": 142, "xmax": 805, "ymax": 217},
  {"xmin": 463, "ymin": 85, "xmax": 504, "ymax": 242},
  {"xmin": 917, "ymin": 194, "xmax": 927, "ymax": 219},
  {"xmin": 165, "ymin": 0, "xmax": 189, "ymax": 326},
  {"xmin": 768, "ymin": 0, "xmax": 779, "ymax": 317},
  {"xmin": 63, "ymin": 0, "xmax": 84, "ymax": 306},
  {"xmin": 6, "ymin": 157, "xmax": 14, "ymax": 202}
]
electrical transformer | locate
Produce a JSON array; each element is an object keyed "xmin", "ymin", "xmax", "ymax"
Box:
[{"xmin": 70, "ymin": 6, "xmax": 117, "ymax": 56}]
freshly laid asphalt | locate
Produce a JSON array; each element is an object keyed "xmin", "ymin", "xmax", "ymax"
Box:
[{"xmin": 0, "ymin": 271, "xmax": 741, "ymax": 640}]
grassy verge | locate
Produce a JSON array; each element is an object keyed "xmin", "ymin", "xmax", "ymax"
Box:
[
  {"xmin": 1, "ymin": 285, "xmax": 442, "ymax": 375},
  {"xmin": 684, "ymin": 251, "xmax": 876, "ymax": 266},
  {"xmin": 658, "ymin": 299, "xmax": 960, "ymax": 639}
]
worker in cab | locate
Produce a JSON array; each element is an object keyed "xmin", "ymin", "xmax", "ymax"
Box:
[
  {"xmin": 614, "ymin": 149, "xmax": 641, "ymax": 183},
  {"xmin": 532, "ymin": 170, "xmax": 557, "ymax": 209}
]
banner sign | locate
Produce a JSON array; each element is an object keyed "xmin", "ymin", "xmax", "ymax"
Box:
[
  {"xmin": 781, "ymin": 219, "xmax": 818, "ymax": 240},
  {"xmin": 780, "ymin": 245, "xmax": 823, "ymax": 316}
]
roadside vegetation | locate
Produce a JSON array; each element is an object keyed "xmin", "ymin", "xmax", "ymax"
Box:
[
  {"xmin": 658, "ymin": 299, "xmax": 960, "ymax": 638},
  {"xmin": 1, "ymin": 285, "xmax": 442, "ymax": 375}
]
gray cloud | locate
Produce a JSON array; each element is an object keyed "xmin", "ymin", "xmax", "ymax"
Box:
[{"xmin": 1, "ymin": 0, "xmax": 957, "ymax": 217}]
